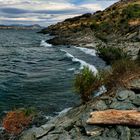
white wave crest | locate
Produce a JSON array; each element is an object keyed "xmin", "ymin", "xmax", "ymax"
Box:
[
  {"xmin": 60, "ymin": 49, "xmax": 98, "ymax": 74},
  {"xmin": 67, "ymin": 68, "xmax": 76, "ymax": 71},
  {"xmin": 74, "ymin": 46, "xmax": 96, "ymax": 56},
  {"xmin": 40, "ymin": 40, "xmax": 52, "ymax": 47}
]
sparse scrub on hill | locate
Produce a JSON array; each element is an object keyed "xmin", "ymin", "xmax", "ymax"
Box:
[
  {"xmin": 122, "ymin": 4, "xmax": 140, "ymax": 19},
  {"xmin": 74, "ymin": 67, "xmax": 103, "ymax": 103},
  {"xmin": 97, "ymin": 46, "xmax": 131, "ymax": 64}
]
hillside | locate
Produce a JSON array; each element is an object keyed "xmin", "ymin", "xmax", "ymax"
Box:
[{"xmin": 40, "ymin": 0, "xmax": 140, "ymax": 57}]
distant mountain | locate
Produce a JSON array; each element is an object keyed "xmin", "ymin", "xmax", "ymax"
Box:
[{"xmin": 0, "ymin": 24, "xmax": 42, "ymax": 30}]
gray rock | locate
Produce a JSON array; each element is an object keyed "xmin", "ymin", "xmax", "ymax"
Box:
[
  {"xmin": 93, "ymin": 136, "xmax": 118, "ymax": 140},
  {"xmin": 128, "ymin": 91, "xmax": 136, "ymax": 101},
  {"xmin": 39, "ymin": 134, "xmax": 59, "ymax": 140},
  {"xmin": 127, "ymin": 32, "xmax": 137, "ymax": 40},
  {"xmin": 85, "ymin": 126, "xmax": 104, "ymax": 136},
  {"xmin": 58, "ymin": 130, "xmax": 71, "ymax": 140},
  {"xmin": 92, "ymin": 100, "xmax": 108, "ymax": 110},
  {"xmin": 110, "ymin": 101, "xmax": 135, "ymax": 110},
  {"xmin": 49, "ymin": 127, "xmax": 64, "ymax": 134},
  {"xmin": 116, "ymin": 90, "xmax": 134, "ymax": 101},
  {"xmin": 19, "ymin": 131, "xmax": 36, "ymax": 140},
  {"xmin": 59, "ymin": 119, "xmax": 74, "ymax": 131},
  {"xmin": 116, "ymin": 126, "xmax": 131, "ymax": 140},
  {"xmin": 32, "ymin": 127, "xmax": 47, "ymax": 138},
  {"xmin": 132, "ymin": 137, "xmax": 140, "ymax": 140},
  {"xmin": 106, "ymin": 128, "xmax": 118, "ymax": 138},
  {"xmin": 41, "ymin": 123, "xmax": 55, "ymax": 132},
  {"xmin": 69, "ymin": 127, "xmax": 82, "ymax": 140},
  {"xmin": 132, "ymin": 95, "xmax": 140, "ymax": 106}
]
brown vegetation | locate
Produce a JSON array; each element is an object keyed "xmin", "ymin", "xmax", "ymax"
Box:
[{"xmin": 2, "ymin": 109, "xmax": 34, "ymax": 135}]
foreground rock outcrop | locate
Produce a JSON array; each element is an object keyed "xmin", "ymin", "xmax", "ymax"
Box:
[{"xmin": 20, "ymin": 79, "xmax": 140, "ymax": 140}]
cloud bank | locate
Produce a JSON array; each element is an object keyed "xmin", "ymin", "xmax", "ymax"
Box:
[{"xmin": 0, "ymin": 0, "xmax": 118, "ymax": 26}]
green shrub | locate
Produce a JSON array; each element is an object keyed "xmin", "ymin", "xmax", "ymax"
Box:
[
  {"xmin": 122, "ymin": 4, "xmax": 140, "ymax": 19},
  {"xmin": 90, "ymin": 21, "xmax": 98, "ymax": 30},
  {"xmin": 74, "ymin": 67, "xmax": 103, "ymax": 103},
  {"xmin": 20, "ymin": 107, "xmax": 37, "ymax": 117},
  {"xmin": 97, "ymin": 46, "xmax": 131, "ymax": 64}
]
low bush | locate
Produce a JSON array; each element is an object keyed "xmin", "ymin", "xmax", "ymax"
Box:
[
  {"xmin": 122, "ymin": 4, "xmax": 140, "ymax": 19},
  {"xmin": 104, "ymin": 59, "xmax": 140, "ymax": 91},
  {"xmin": 2, "ymin": 108, "xmax": 36, "ymax": 135},
  {"xmin": 74, "ymin": 66, "xmax": 103, "ymax": 103},
  {"xmin": 97, "ymin": 46, "xmax": 131, "ymax": 64}
]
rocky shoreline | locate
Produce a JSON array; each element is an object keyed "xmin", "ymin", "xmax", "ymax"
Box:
[{"xmin": 19, "ymin": 79, "xmax": 140, "ymax": 140}]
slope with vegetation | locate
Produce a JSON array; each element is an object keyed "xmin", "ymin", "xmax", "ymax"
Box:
[{"xmin": 40, "ymin": 0, "xmax": 140, "ymax": 57}]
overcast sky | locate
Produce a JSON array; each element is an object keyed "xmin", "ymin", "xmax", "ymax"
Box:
[{"xmin": 0, "ymin": 0, "xmax": 118, "ymax": 26}]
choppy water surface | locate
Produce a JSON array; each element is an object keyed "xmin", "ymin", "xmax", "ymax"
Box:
[{"xmin": 0, "ymin": 29, "xmax": 106, "ymax": 116}]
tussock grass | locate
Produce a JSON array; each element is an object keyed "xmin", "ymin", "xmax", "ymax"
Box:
[
  {"xmin": 97, "ymin": 46, "xmax": 131, "ymax": 64},
  {"xmin": 74, "ymin": 67, "xmax": 103, "ymax": 103}
]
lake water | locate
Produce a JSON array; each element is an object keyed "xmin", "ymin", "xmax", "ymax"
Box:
[{"xmin": 0, "ymin": 29, "xmax": 106, "ymax": 117}]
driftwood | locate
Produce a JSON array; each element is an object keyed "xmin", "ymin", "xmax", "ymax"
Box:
[{"xmin": 87, "ymin": 109, "xmax": 140, "ymax": 126}]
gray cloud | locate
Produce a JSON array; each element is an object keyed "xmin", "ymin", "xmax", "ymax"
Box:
[
  {"xmin": 0, "ymin": 7, "xmax": 29, "ymax": 14},
  {"xmin": 0, "ymin": 0, "xmax": 119, "ymax": 26}
]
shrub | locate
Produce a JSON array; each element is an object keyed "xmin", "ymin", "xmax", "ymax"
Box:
[
  {"xmin": 97, "ymin": 46, "xmax": 131, "ymax": 64},
  {"xmin": 104, "ymin": 59, "xmax": 140, "ymax": 91},
  {"xmin": 2, "ymin": 108, "xmax": 35, "ymax": 135},
  {"xmin": 122, "ymin": 4, "xmax": 140, "ymax": 19},
  {"xmin": 90, "ymin": 21, "xmax": 98, "ymax": 30},
  {"xmin": 74, "ymin": 66, "xmax": 103, "ymax": 103}
]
